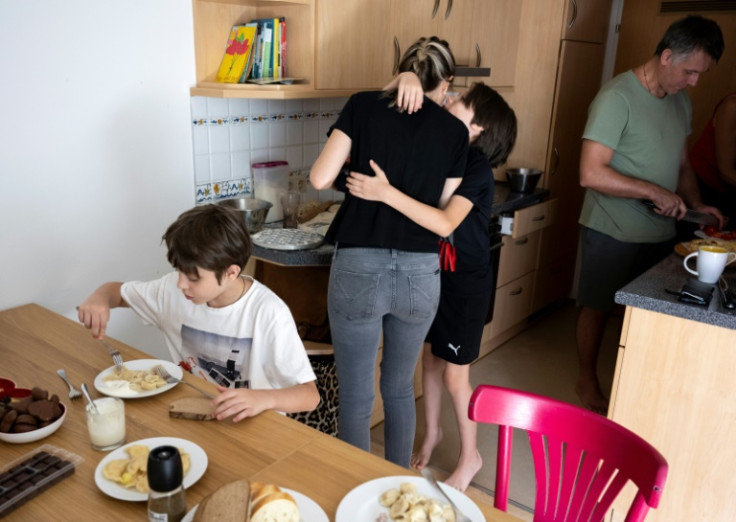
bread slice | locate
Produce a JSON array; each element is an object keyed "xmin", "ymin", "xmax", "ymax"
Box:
[
  {"xmin": 250, "ymin": 482, "xmax": 282, "ymax": 504},
  {"xmin": 250, "ymin": 491, "xmax": 299, "ymax": 522},
  {"xmin": 193, "ymin": 479, "xmax": 250, "ymax": 522},
  {"xmin": 169, "ymin": 397, "xmax": 215, "ymax": 421}
]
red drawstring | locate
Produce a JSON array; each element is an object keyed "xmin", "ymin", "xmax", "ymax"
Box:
[{"xmin": 438, "ymin": 239, "xmax": 456, "ymax": 272}]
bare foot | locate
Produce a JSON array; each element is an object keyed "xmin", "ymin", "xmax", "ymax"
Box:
[
  {"xmin": 443, "ymin": 450, "xmax": 483, "ymax": 492},
  {"xmin": 410, "ymin": 428, "xmax": 443, "ymax": 470},
  {"xmin": 575, "ymin": 380, "xmax": 609, "ymax": 415}
]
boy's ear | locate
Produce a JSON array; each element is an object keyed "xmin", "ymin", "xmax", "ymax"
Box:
[
  {"xmin": 225, "ymin": 264, "xmax": 241, "ymax": 280},
  {"xmin": 469, "ymin": 122, "xmax": 485, "ymax": 141}
]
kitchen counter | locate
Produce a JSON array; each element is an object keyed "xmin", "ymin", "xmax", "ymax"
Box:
[
  {"xmin": 615, "ymin": 253, "xmax": 736, "ymax": 330},
  {"xmin": 251, "ymin": 182, "xmax": 549, "ymax": 267}
]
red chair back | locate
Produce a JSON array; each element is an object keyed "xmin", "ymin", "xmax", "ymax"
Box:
[{"xmin": 468, "ymin": 385, "xmax": 667, "ymax": 522}]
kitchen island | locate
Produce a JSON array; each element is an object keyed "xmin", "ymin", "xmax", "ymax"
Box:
[{"xmin": 608, "ymin": 253, "xmax": 736, "ymax": 521}]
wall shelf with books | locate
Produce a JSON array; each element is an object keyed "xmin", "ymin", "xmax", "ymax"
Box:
[{"xmin": 192, "ymin": 0, "xmax": 352, "ymax": 99}]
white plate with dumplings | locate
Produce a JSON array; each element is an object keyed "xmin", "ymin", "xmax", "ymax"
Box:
[
  {"xmin": 336, "ymin": 475, "xmax": 485, "ymax": 522},
  {"xmin": 94, "ymin": 437, "xmax": 207, "ymax": 501},
  {"xmin": 94, "ymin": 359, "xmax": 182, "ymax": 399}
]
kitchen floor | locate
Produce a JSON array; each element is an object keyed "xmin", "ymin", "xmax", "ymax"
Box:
[{"xmin": 369, "ymin": 299, "xmax": 622, "ymax": 520}]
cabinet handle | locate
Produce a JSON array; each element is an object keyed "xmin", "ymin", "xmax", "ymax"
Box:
[
  {"xmin": 509, "ymin": 288, "xmax": 523, "ymax": 296},
  {"xmin": 432, "ymin": 0, "xmax": 440, "ymax": 18},
  {"xmin": 475, "ymin": 44, "xmax": 481, "ymax": 67},
  {"xmin": 568, "ymin": 0, "xmax": 578, "ymax": 30},
  {"xmin": 393, "ymin": 37, "xmax": 400, "ymax": 76},
  {"xmin": 532, "ymin": 215, "xmax": 546, "ymax": 222},
  {"xmin": 513, "ymin": 237, "xmax": 529, "ymax": 245},
  {"xmin": 445, "ymin": 0, "xmax": 453, "ymax": 20},
  {"xmin": 551, "ymin": 146, "xmax": 560, "ymax": 176}
]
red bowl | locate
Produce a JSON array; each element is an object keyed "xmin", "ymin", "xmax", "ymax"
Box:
[
  {"xmin": 0, "ymin": 378, "xmax": 16, "ymax": 397},
  {"xmin": 6, "ymin": 388, "xmax": 32, "ymax": 399}
]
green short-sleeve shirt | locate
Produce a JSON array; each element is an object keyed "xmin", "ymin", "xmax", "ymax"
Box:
[{"xmin": 579, "ymin": 70, "xmax": 692, "ymax": 243}]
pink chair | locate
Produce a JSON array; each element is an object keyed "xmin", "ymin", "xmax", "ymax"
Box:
[{"xmin": 468, "ymin": 385, "xmax": 667, "ymax": 522}]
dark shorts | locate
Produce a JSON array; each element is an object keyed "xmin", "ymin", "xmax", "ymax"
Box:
[
  {"xmin": 426, "ymin": 268, "xmax": 493, "ymax": 365},
  {"xmin": 576, "ymin": 226, "xmax": 674, "ymax": 311}
]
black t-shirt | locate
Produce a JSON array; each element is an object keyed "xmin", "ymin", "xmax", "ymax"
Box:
[
  {"xmin": 325, "ymin": 91, "xmax": 469, "ymax": 252},
  {"xmin": 451, "ymin": 146, "xmax": 495, "ymax": 271}
]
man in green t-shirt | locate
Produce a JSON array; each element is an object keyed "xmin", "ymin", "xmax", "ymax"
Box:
[{"xmin": 575, "ymin": 15, "xmax": 725, "ymax": 414}]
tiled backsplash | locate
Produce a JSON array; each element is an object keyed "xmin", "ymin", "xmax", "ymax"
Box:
[{"xmin": 191, "ymin": 96, "xmax": 348, "ymax": 204}]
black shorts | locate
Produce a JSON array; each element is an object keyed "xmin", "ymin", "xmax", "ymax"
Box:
[
  {"xmin": 426, "ymin": 268, "xmax": 493, "ymax": 365},
  {"xmin": 576, "ymin": 226, "xmax": 674, "ymax": 311}
]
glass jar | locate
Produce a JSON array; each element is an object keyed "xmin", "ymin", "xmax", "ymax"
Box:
[{"xmin": 147, "ymin": 446, "xmax": 187, "ymax": 522}]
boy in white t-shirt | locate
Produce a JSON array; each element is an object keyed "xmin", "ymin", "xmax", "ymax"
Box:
[{"xmin": 77, "ymin": 204, "xmax": 320, "ymax": 422}]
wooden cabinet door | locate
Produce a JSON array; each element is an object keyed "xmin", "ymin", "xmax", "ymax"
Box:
[
  {"xmin": 538, "ymin": 41, "xmax": 604, "ymax": 273},
  {"xmin": 497, "ymin": 231, "xmax": 540, "ymax": 287},
  {"xmin": 562, "ymin": 0, "xmax": 613, "ymax": 43},
  {"xmin": 470, "ymin": 0, "xmax": 522, "ymax": 86},
  {"xmin": 316, "ymin": 0, "xmax": 394, "ymax": 89},
  {"xmin": 390, "ymin": 0, "xmax": 439, "ymax": 74}
]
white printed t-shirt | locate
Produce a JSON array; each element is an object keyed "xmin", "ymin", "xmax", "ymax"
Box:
[{"xmin": 121, "ymin": 272, "xmax": 315, "ymax": 391}]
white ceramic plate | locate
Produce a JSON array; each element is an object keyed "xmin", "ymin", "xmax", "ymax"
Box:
[
  {"xmin": 336, "ymin": 475, "xmax": 485, "ymax": 522},
  {"xmin": 182, "ymin": 487, "xmax": 328, "ymax": 522},
  {"xmin": 94, "ymin": 359, "xmax": 183, "ymax": 399},
  {"xmin": 0, "ymin": 402, "xmax": 66, "ymax": 444},
  {"xmin": 94, "ymin": 436, "xmax": 208, "ymax": 501}
]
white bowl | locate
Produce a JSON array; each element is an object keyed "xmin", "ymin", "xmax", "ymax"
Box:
[{"xmin": 0, "ymin": 402, "xmax": 66, "ymax": 444}]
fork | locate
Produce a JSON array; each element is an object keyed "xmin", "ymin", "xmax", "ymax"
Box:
[
  {"xmin": 100, "ymin": 339, "xmax": 124, "ymax": 372},
  {"xmin": 153, "ymin": 365, "xmax": 215, "ymax": 399},
  {"xmin": 56, "ymin": 369, "xmax": 83, "ymax": 400},
  {"xmin": 420, "ymin": 468, "xmax": 473, "ymax": 522}
]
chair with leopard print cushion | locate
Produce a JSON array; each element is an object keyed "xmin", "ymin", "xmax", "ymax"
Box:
[{"xmin": 287, "ymin": 352, "xmax": 339, "ymax": 436}]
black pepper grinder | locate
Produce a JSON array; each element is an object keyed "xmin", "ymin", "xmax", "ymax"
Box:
[{"xmin": 147, "ymin": 445, "xmax": 187, "ymax": 522}]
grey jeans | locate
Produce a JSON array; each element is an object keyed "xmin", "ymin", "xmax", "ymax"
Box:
[{"xmin": 328, "ymin": 247, "xmax": 440, "ymax": 467}]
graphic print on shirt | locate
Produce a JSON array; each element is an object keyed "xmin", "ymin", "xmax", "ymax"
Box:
[
  {"xmin": 448, "ymin": 342, "xmax": 461, "ymax": 356},
  {"xmin": 180, "ymin": 324, "xmax": 251, "ymax": 389}
]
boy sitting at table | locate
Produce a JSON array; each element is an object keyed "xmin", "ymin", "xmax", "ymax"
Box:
[{"xmin": 77, "ymin": 204, "xmax": 320, "ymax": 422}]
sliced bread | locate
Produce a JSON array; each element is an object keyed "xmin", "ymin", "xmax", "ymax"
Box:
[
  {"xmin": 192, "ymin": 479, "xmax": 250, "ymax": 522},
  {"xmin": 250, "ymin": 491, "xmax": 299, "ymax": 522},
  {"xmin": 169, "ymin": 397, "xmax": 215, "ymax": 421}
]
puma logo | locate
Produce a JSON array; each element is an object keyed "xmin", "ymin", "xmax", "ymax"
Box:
[{"xmin": 448, "ymin": 343, "xmax": 461, "ymax": 356}]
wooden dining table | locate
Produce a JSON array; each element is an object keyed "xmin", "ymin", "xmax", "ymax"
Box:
[{"xmin": 0, "ymin": 304, "xmax": 522, "ymax": 521}]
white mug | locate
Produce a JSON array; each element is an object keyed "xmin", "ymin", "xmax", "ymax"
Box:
[{"xmin": 683, "ymin": 246, "xmax": 736, "ymax": 284}]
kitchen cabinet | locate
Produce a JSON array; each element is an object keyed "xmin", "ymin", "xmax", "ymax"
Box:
[
  {"xmin": 192, "ymin": 0, "xmax": 356, "ymax": 99},
  {"xmin": 525, "ymin": 0, "xmax": 611, "ymax": 312},
  {"xmin": 562, "ymin": 0, "xmax": 612, "ymax": 43},
  {"xmin": 609, "ymin": 306, "xmax": 736, "ymax": 522},
  {"xmin": 392, "ymin": 0, "xmax": 521, "ymax": 87},
  {"xmin": 315, "ymin": 0, "xmax": 394, "ymax": 90}
]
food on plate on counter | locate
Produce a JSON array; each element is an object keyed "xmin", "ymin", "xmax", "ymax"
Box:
[
  {"xmin": 703, "ymin": 225, "xmax": 736, "ymax": 241},
  {"xmin": 102, "ymin": 365, "xmax": 167, "ymax": 393},
  {"xmin": 685, "ymin": 237, "xmax": 736, "ymax": 254},
  {"xmin": 103, "ymin": 444, "xmax": 190, "ymax": 493},
  {"xmin": 0, "ymin": 386, "xmax": 63, "ymax": 433},
  {"xmin": 193, "ymin": 480, "xmax": 300, "ymax": 522},
  {"xmin": 378, "ymin": 482, "xmax": 455, "ymax": 521}
]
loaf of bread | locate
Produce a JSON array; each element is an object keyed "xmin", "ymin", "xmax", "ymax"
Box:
[
  {"xmin": 193, "ymin": 479, "xmax": 250, "ymax": 522},
  {"xmin": 168, "ymin": 397, "xmax": 215, "ymax": 421}
]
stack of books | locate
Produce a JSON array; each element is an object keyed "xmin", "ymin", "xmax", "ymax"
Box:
[{"xmin": 215, "ymin": 18, "xmax": 287, "ymax": 84}]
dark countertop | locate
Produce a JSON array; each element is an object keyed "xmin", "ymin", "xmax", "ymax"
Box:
[
  {"xmin": 252, "ymin": 182, "xmax": 549, "ymax": 267},
  {"xmin": 615, "ymin": 253, "xmax": 736, "ymax": 330}
]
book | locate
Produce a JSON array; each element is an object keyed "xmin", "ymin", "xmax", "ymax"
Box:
[
  {"xmin": 239, "ymin": 22, "xmax": 260, "ymax": 82},
  {"xmin": 251, "ymin": 18, "xmax": 274, "ymax": 79},
  {"xmin": 272, "ymin": 17, "xmax": 280, "ymax": 80},
  {"xmin": 215, "ymin": 25, "xmax": 257, "ymax": 83},
  {"xmin": 279, "ymin": 18, "xmax": 286, "ymax": 78}
]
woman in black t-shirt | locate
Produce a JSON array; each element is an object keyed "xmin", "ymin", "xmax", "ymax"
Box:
[
  {"xmin": 310, "ymin": 37, "xmax": 468, "ymax": 468},
  {"xmin": 346, "ymin": 81, "xmax": 517, "ymax": 491}
]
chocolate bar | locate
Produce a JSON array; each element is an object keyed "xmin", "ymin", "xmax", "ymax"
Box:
[{"xmin": 0, "ymin": 445, "xmax": 81, "ymax": 518}]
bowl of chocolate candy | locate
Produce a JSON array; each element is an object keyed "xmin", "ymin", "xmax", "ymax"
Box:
[{"xmin": 0, "ymin": 386, "xmax": 66, "ymax": 444}]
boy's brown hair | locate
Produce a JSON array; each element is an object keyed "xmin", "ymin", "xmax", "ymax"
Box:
[
  {"xmin": 163, "ymin": 204, "xmax": 251, "ymax": 283},
  {"xmin": 464, "ymin": 82, "xmax": 517, "ymax": 168}
]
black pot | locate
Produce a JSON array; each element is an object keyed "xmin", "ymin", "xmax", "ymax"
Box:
[{"xmin": 505, "ymin": 168, "xmax": 543, "ymax": 193}]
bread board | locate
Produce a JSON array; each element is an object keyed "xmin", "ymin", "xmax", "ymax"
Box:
[{"xmin": 169, "ymin": 397, "xmax": 215, "ymax": 421}]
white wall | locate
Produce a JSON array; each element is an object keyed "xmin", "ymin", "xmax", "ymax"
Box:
[{"xmin": 0, "ymin": 1, "xmax": 196, "ymax": 360}]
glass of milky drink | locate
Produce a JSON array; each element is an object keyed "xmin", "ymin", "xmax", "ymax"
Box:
[{"xmin": 86, "ymin": 397, "xmax": 126, "ymax": 450}]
